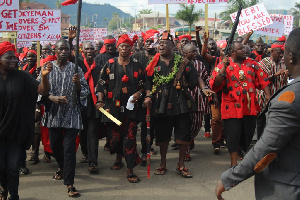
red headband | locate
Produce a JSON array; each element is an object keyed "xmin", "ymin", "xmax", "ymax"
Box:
[
  {"xmin": 0, "ymin": 41, "xmax": 16, "ymax": 57},
  {"xmin": 278, "ymin": 36, "xmax": 286, "ymax": 42},
  {"xmin": 179, "ymin": 35, "xmax": 192, "ymax": 42},
  {"xmin": 271, "ymin": 44, "xmax": 284, "ymax": 50},
  {"xmin": 117, "ymin": 34, "xmax": 134, "ymax": 47},
  {"xmin": 142, "ymin": 29, "xmax": 159, "ymax": 43},
  {"xmin": 27, "ymin": 49, "xmax": 37, "ymax": 56},
  {"xmin": 104, "ymin": 39, "xmax": 116, "ymax": 44}
]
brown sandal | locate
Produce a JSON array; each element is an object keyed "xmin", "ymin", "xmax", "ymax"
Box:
[
  {"xmin": 110, "ymin": 162, "xmax": 124, "ymax": 170},
  {"xmin": 127, "ymin": 174, "xmax": 140, "ymax": 183},
  {"xmin": 67, "ymin": 186, "xmax": 80, "ymax": 198},
  {"xmin": 176, "ymin": 166, "xmax": 193, "ymax": 178},
  {"xmin": 53, "ymin": 170, "xmax": 63, "ymax": 180},
  {"xmin": 154, "ymin": 167, "xmax": 167, "ymax": 175},
  {"xmin": 0, "ymin": 186, "xmax": 7, "ymax": 200}
]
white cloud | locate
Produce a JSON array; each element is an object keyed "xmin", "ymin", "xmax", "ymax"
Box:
[{"xmin": 84, "ymin": 0, "xmax": 297, "ymax": 18}]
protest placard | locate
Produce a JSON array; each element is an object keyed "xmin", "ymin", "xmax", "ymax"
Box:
[
  {"xmin": 255, "ymin": 14, "xmax": 284, "ymax": 37},
  {"xmin": 17, "ymin": 41, "xmax": 32, "ymax": 48},
  {"xmin": 276, "ymin": 14, "xmax": 293, "ymax": 35},
  {"xmin": 0, "ymin": 0, "xmax": 19, "ymax": 31},
  {"xmin": 18, "ymin": 9, "xmax": 61, "ymax": 41},
  {"xmin": 79, "ymin": 28, "xmax": 94, "ymax": 42},
  {"xmin": 148, "ymin": 0, "xmax": 187, "ymax": 4},
  {"xmin": 188, "ymin": 0, "xmax": 227, "ymax": 4},
  {"xmin": 94, "ymin": 28, "xmax": 107, "ymax": 41},
  {"xmin": 230, "ymin": 3, "xmax": 272, "ymax": 36}
]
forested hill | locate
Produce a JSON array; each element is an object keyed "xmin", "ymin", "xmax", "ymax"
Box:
[{"xmin": 35, "ymin": 0, "xmax": 131, "ymax": 28}]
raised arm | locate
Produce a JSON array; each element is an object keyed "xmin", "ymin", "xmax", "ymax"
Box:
[{"xmin": 201, "ymin": 31, "xmax": 214, "ymax": 64}]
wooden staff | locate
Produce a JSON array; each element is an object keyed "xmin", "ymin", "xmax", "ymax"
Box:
[{"xmin": 146, "ymin": 107, "xmax": 151, "ymax": 178}]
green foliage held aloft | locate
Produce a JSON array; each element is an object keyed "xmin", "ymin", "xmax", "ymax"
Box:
[
  {"xmin": 175, "ymin": 4, "xmax": 202, "ymax": 35},
  {"xmin": 292, "ymin": 2, "xmax": 300, "ymax": 28},
  {"xmin": 219, "ymin": 0, "xmax": 259, "ymax": 21}
]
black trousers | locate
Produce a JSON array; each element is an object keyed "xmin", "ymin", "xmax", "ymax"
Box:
[
  {"xmin": 49, "ymin": 128, "xmax": 78, "ymax": 186},
  {"xmin": 223, "ymin": 116, "xmax": 256, "ymax": 153},
  {"xmin": 79, "ymin": 116, "xmax": 88, "ymax": 158},
  {"xmin": 87, "ymin": 118, "xmax": 105, "ymax": 166}
]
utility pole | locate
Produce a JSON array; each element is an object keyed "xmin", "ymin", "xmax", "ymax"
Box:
[{"xmin": 213, "ymin": 12, "xmax": 216, "ymax": 40}]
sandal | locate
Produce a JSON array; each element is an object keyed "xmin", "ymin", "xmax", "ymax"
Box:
[
  {"xmin": 150, "ymin": 148, "xmax": 157, "ymax": 155},
  {"xmin": 185, "ymin": 155, "xmax": 191, "ymax": 162},
  {"xmin": 53, "ymin": 170, "xmax": 63, "ymax": 180},
  {"xmin": 67, "ymin": 186, "xmax": 80, "ymax": 198},
  {"xmin": 80, "ymin": 156, "xmax": 89, "ymax": 163},
  {"xmin": 0, "ymin": 186, "xmax": 8, "ymax": 200},
  {"xmin": 89, "ymin": 163, "xmax": 98, "ymax": 173},
  {"xmin": 29, "ymin": 156, "xmax": 40, "ymax": 164},
  {"xmin": 140, "ymin": 154, "xmax": 147, "ymax": 166},
  {"xmin": 110, "ymin": 162, "xmax": 124, "ymax": 170},
  {"xmin": 154, "ymin": 167, "xmax": 167, "ymax": 175},
  {"xmin": 127, "ymin": 174, "xmax": 140, "ymax": 183},
  {"xmin": 43, "ymin": 154, "xmax": 51, "ymax": 163},
  {"xmin": 104, "ymin": 143, "xmax": 110, "ymax": 151},
  {"xmin": 176, "ymin": 166, "xmax": 193, "ymax": 178}
]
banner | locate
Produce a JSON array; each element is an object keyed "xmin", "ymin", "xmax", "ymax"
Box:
[
  {"xmin": 230, "ymin": 3, "xmax": 272, "ymax": 36},
  {"xmin": 18, "ymin": 9, "xmax": 61, "ymax": 41},
  {"xmin": 148, "ymin": 0, "xmax": 187, "ymax": 4},
  {"xmin": 79, "ymin": 28, "xmax": 94, "ymax": 42},
  {"xmin": 94, "ymin": 28, "xmax": 107, "ymax": 41},
  {"xmin": 0, "ymin": 0, "xmax": 19, "ymax": 31},
  {"xmin": 276, "ymin": 14, "xmax": 293, "ymax": 35},
  {"xmin": 188, "ymin": 0, "xmax": 227, "ymax": 4},
  {"xmin": 17, "ymin": 41, "xmax": 32, "ymax": 48},
  {"xmin": 255, "ymin": 14, "xmax": 284, "ymax": 37}
]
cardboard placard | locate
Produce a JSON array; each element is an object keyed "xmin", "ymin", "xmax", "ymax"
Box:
[
  {"xmin": 18, "ymin": 9, "xmax": 61, "ymax": 41},
  {"xmin": 255, "ymin": 14, "xmax": 284, "ymax": 37},
  {"xmin": 276, "ymin": 14, "xmax": 293, "ymax": 35},
  {"xmin": 0, "ymin": 0, "xmax": 19, "ymax": 31},
  {"xmin": 230, "ymin": 3, "xmax": 273, "ymax": 36}
]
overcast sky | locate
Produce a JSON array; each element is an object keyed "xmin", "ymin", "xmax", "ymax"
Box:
[{"xmin": 84, "ymin": 0, "xmax": 297, "ymax": 17}]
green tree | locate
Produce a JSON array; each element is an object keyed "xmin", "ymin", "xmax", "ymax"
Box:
[
  {"xmin": 104, "ymin": 17, "xmax": 109, "ymax": 28},
  {"xmin": 108, "ymin": 12, "xmax": 120, "ymax": 31},
  {"xmin": 138, "ymin": 9, "xmax": 153, "ymax": 18},
  {"xmin": 292, "ymin": 2, "xmax": 300, "ymax": 28},
  {"xmin": 175, "ymin": 4, "xmax": 202, "ymax": 35},
  {"xmin": 56, "ymin": 0, "xmax": 62, "ymax": 9},
  {"xmin": 219, "ymin": 0, "xmax": 259, "ymax": 21}
]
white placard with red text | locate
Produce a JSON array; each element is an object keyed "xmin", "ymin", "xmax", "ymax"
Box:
[
  {"xmin": 18, "ymin": 9, "xmax": 61, "ymax": 41},
  {"xmin": 230, "ymin": 3, "xmax": 273, "ymax": 36},
  {"xmin": 94, "ymin": 28, "xmax": 107, "ymax": 41},
  {"xmin": 276, "ymin": 14, "xmax": 293, "ymax": 35},
  {"xmin": 79, "ymin": 28, "xmax": 94, "ymax": 42},
  {"xmin": 148, "ymin": 0, "xmax": 187, "ymax": 4},
  {"xmin": 0, "ymin": 0, "xmax": 19, "ymax": 31},
  {"xmin": 188, "ymin": 0, "xmax": 227, "ymax": 4},
  {"xmin": 255, "ymin": 14, "xmax": 284, "ymax": 37},
  {"xmin": 17, "ymin": 41, "xmax": 32, "ymax": 48}
]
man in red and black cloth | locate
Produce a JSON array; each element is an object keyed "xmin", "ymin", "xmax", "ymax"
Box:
[
  {"xmin": 251, "ymin": 37, "xmax": 268, "ymax": 62},
  {"xmin": 96, "ymin": 34, "xmax": 144, "ymax": 183},
  {"xmin": 144, "ymin": 31, "xmax": 198, "ymax": 178},
  {"xmin": 178, "ymin": 35, "xmax": 192, "ymax": 55},
  {"xmin": 78, "ymin": 41, "xmax": 104, "ymax": 172},
  {"xmin": 132, "ymin": 29, "xmax": 159, "ymax": 164},
  {"xmin": 210, "ymin": 41, "xmax": 271, "ymax": 167}
]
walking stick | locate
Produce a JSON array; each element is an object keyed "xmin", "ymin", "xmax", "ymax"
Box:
[{"xmin": 146, "ymin": 107, "xmax": 151, "ymax": 178}]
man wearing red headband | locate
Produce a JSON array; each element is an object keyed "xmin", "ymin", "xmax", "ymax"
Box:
[
  {"xmin": 96, "ymin": 35, "xmax": 118, "ymax": 67},
  {"xmin": 210, "ymin": 41, "xmax": 271, "ymax": 167},
  {"xmin": 133, "ymin": 36, "xmax": 144, "ymax": 53},
  {"xmin": 257, "ymin": 41, "xmax": 288, "ymax": 110},
  {"xmin": 144, "ymin": 31, "xmax": 198, "ymax": 178},
  {"xmin": 0, "ymin": 41, "xmax": 51, "ymax": 200},
  {"xmin": 132, "ymin": 29, "xmax": 159, "ymax": 164},
  {"xmin": 96, "ymin": 34, "xmax": 144, "ymax": 183},
  {"xmin": 178, "ymin": 34, "xmax": 192, "ymax": 55}
]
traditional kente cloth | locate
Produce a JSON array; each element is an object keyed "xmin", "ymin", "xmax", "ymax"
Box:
[{"xmin": 257, "ymin": 57, "xmax": 288, "ymax": 109}]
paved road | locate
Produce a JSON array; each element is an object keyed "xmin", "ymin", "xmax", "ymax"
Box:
[{"xmin": 19, "ymin": 128, "xmax": 255, "ymax": 200}]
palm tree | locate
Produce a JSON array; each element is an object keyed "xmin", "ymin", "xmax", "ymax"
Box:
[
  {"xmin": 175, "ymin": 4, "xmax": 202, "ymax": 35},
  {"xmin": 104, "ymin": 17, "xmax": 109, "ymax": 28},
  {"xmin": 292, "ymin": 2, "xmax": 300, "ymax": 28},
  {"xmin": 56, "ymin": 0, "xmax": 62, "ymax": 9}
]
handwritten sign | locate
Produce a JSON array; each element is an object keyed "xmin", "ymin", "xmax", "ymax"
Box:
[
  {"xmin": 94, "ymin": 28, "xmax": 107, "ymax": 41},
  {"xmin": 0, "ymin": 0, "xmax": 19, "ymax": 31},
  {"xmin": 18, "ymin": 9, "xmax": 61, "ymax": 41},
  {"xmin": 276, "ymin": 14, "xmax": 293, "ymax": 35},
  {"xmin": 230, "ymin": 3, "xmax": 272, "ymax": 36},
  {"xmin": 79, "ymin": 28, "xmax": 94, "ymax": 42},
  {"xmin": 188, "ymin": 0, "xmax": 227, "ymax": 4},
  {"xmin": 148, "ymin": 0, "xmax": 187, "ymax": 4},
  {"xmin": 255, "ymin": 14, "xmax": 284, "ymax": 37},
  {"xmin": 17, "ymin": 41, "xmax": 32, "ymax": 48}
]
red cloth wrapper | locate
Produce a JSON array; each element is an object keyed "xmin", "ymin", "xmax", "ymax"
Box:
[
  {"xmin": 146, "ymin": 53, "xmax": 160, "ymax": 76},
  {"xmin": 0, "ymin": 41, "xmax": 16, "ymax": 57},
  {"xmin": 178, "ymin": 35, "xmax": 192, "ymax": 42}
]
